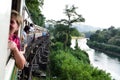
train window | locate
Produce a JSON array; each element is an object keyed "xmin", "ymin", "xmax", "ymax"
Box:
[
  {"xmin": 12, "ymin": 0, "xmax": 21, "ymax": 12},
  {"xmin": 11, "ymin": 0, "xmax": 22, "ymax": 36}
]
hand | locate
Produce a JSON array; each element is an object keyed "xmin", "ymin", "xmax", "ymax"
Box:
[
  {"xmin": 24, "ymin": 44, "xmax": 27, "ymax": 49},
  {"xmin": 8, "ymin": 40, "xmax": 17, "ymax": 50}
]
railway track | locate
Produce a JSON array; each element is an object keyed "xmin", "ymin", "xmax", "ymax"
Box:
[{"xmin": 19, "ymin": 35, "xmax": 50, "ymax": 80}]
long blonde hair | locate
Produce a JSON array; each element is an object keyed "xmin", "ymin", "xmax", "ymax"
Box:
[
  {"xmin": 11, "ymin": 10, "xmax": 22, "ymax": 26},
  {"xmin": 11, "ymin": 10, "xmax": 23, "ymax": 35}
]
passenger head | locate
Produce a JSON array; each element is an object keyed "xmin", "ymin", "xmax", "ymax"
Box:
[
  {"xmin": 11, "ymin": 10, "xmax": 22, "ymax": 26},
  {"xmin": 10, "ymin": 10, "xmax": 22, "ymax": 35},
  {"xmin": 30, "ymin": 23, "xmax": 33, "ymax": 27},
  {"xmin": 24, "ymin": 25, "xmax": 30, "ymax": 33}
]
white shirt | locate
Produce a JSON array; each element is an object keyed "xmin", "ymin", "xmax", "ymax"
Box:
[{"xmin": 30, "ymin": 26, "xmax": 35, "ymax": 33}]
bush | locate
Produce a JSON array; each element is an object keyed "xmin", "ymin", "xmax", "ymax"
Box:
[{"xmin": 49, "ymin": 47, "xmax": 111, "ymax": 80}]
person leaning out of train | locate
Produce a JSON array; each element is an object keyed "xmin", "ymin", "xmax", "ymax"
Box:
[
  {"xmin": 29, "ymin": 23, "xmax": 35, "ymax": 33},
  {"xmin": 8, "ymin": 10, "xmax": 26, "ymax": 70},
  {"xmin": 21, "ymin": 25, "xmax": 30, "ymax": 50},
  {"xmin": 29, "ymin": 23, "xmax": 35, "ymax": 42}
]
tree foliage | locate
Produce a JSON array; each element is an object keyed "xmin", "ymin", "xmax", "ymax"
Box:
[
  {"xmin": 59, "ymin": 5, "xmax": 85, "ymax": 26},
  {"xmin": 90, "ymin": 26, "xmax": 120, "ymax": 46},
  {"xmin": 48, "ymin": 4, "xmax": 111, "ymax": 80},
  {"xmin": 49, "ymin": 44, "xmax": 111, "ymax": 80},
  {"xmin": 88, "ymin": 26, "xmax": 120, "ymax": 55},
  {"xmin": 70, "ymin": 27, "xmax": 81, "ymax": 37},
  {"xmin": 25, "ymin": 0, "xmax": 45, "ymax": 26},
  {"xmin": 56, "ymin": 5, "xmax": 85, "ymax": 48}
]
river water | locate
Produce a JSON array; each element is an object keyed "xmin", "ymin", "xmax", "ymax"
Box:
[{"xmin": 71, "ymin": 38, "xmax": 120, "ymax": 80}]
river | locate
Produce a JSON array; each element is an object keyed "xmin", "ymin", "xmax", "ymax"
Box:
[{"xmin": 71, "ymin": 38, "xmax": 120, "ymax": 80}]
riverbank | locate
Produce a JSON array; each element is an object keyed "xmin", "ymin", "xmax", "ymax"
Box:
[
  {"xmin": 71, "ymin": 36, "xmax": 84, "ymax": 39},
  {"xmin": 87, "ymin": 40, "xmax": 120, "ymax": 57},
  {"xmin": 76, "ymin": 38, "xmax": 120, "ymax": 80},
  {"xmin": 90, "ymin": 46, "xmax": 120, "ymax": 57}
]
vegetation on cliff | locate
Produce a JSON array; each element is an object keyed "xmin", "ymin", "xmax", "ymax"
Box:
[{"xmin": 88, "ymin": 26, "xmax": 120, "ymax": 56}]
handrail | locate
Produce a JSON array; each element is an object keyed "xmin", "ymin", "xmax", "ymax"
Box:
[{"xmin": 4, "ymin": 57, "xmax": 15, "ymax": 80}]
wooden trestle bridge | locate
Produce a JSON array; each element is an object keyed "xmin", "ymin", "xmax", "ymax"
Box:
[{"xmin": 19, "ymin": 34, "xmax": 50, "ymax": 80}]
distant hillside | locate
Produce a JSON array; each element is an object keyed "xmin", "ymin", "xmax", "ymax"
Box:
[{"xmin": 73, "ymin": 24, "xmax": 100, "ymax": 32}]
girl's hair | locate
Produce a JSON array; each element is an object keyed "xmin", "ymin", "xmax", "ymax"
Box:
[{"xmin": 11, "ymin": 10, "xmax": 22, "ymax": 26}]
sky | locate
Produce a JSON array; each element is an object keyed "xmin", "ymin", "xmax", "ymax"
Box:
[{"xmin": 42, "ymin": 0, "xmax": 120, "ymax": 28}]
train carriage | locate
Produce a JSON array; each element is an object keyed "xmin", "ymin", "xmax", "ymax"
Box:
[
  {"xmin": 0, "ymin": 1, "xmax": 11, "ymax": 79},
  {"xmin": 0, "ymin": 0, "xmax": 30, "ymax": 80},
  {"xmin": 0, "ymin": 0, "xmax": 50, "ymax": 80}
]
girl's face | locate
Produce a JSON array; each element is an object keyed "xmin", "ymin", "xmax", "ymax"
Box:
[{"xmin": 10, "ymin": 18, "xmax": 19, "ymax": 34}]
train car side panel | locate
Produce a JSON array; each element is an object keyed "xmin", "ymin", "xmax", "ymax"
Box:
[{"xmin": 0, "ymin": 0, "xmax": 12, "ymax": 80}]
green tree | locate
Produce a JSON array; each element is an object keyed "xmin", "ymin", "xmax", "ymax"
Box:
[
  {"xmin": 53, "ymin": 24, "xmax": 69, "ymax": 49},
  {"xmin": 70, "ymin": 28, "xmax": 81, "ymax": 37},
  {"xmin": 57, "ymin": 5, "xmax": 85, "ymax": 48},
  {"xmin": 25, "ymin": 0, "xmax": 45, "ymax": 26}
]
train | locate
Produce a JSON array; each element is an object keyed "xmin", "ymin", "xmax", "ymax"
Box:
[{"xmin": 0, "ymin": 0, "xmax": 49, "ymax": 80}]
